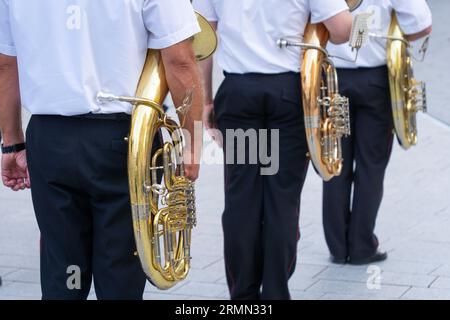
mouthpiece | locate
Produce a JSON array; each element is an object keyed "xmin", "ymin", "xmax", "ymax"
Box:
[
  {"xmin": 97, "ymin": 92, "xmax": 119, "ymax": 104},
  {"xmin": 277, "ymin": 39, "xmax": 289, "ymax": 48}
]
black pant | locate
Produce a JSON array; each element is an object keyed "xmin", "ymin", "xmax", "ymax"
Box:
[
  {"xmin": 215, "ymin": 72, "xmax": 309, "ymax": 300},
  {"xmin": 26, "ymin": 115, "xmax": 147, "ymax": 299},
  {"xmin": 322, "ymin": 66, "xmax": 394, "ymax": 261}
]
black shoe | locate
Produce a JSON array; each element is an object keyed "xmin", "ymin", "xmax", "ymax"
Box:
[
  {"xmin": 348, "ymin": 251, "xmax": 388, "ymax": 265},
  {"xmin": 330, "ymin": 255, "xmax": 347, "ymax": 265}
]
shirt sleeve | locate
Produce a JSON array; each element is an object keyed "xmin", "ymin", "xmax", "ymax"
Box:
[
  {"xmin": 309, "ymin": 0, "xmax": 349, "ymax": 24},
  {"xmin": 0, "ymin": 0, "xmax": 16, "ymax": 56},
  {"xmin": 192, "ymin": 0, "xmax": 218, "ymax": 22},
  {"xmin": 143, "ymin": 0, "xmax": 201, "ymax": 49},
  {"xmin": 391, "ymin": 0, "xmax": 432, "ymax": 35}
]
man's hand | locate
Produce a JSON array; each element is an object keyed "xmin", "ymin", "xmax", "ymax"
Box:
[
  {"xmin": 182, "ymin": 148, "xmax": 200, "ymax": 181},
  {"xmin": 1, "ymin": 53, "xmax": 26, "ymax": 190},
  {"xmin": 405, "ymin": 26, "xmax": 432, "ymax": 42},
  {"xmin": 1, "ymin": 150, "xmax": 30, "ymax": 191},
  {"xmin": 184, "ymin": 162, "xmax": 200, "ymax": 182}
]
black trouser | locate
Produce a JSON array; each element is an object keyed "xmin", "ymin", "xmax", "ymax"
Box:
[
  {"xmin": 322, "ymin": 66, "xmax": 394, "ymax": 261},
  {"xmin": 214, "ymin": 72, "xmax": 309, "ymax": 300},
  {"xmin": 26, "ymin": 114, "xmax": 147, "ymax": 300}
]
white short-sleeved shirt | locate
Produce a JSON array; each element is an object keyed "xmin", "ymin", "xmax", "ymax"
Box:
[
  {"xmin": 0, "ymin": 0, "xmax": 200, "ymax": 116},
  {"xmin": 193, "ymin": 0, "xmax": 349, "ymax": 74},
  {"xmin": 327, "ymin": 0, "xmax": 432, "ymax": 68}
]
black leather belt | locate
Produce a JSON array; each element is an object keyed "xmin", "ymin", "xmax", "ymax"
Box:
[{"xmin": 73, "ymin": 112, "xmax": 131, "ymax": 121}]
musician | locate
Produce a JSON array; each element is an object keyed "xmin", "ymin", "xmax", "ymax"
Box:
[
  {"xmin": 323, "ymin": 0, "xmax": 432, "ymax": 265},
  {"xmin": 193, "ymin": 0, "xmax": 353, "ymax": 300},
  {"xmin": 0, "ymin": 0, "xmax": 203, "ymax": 299}
]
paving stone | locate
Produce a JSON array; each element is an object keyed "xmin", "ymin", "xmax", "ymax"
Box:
[
  {"xmin": 431, "ymin": 264, "xmax": 450, "ymax": 277},
  {"xmin": 294, "ymin": 264, "xmax": 327, "ymax": 278},
  {"xmin": 143, "ymin": 292, "xmax": 190, "ymax": 300},
  {"xmin": 0, "ymin": 254, "xmax": 40, "ymax": 270},
  {"xmin": 316, "ymin": 267, "xmax": 436, "ymax": 288},
  {"xmin": 187, "ymin": 268, "xmax": 225, "ymax": 284},
  {"xmin": 288, "ymin": 264, "xmax": 327, "ymax": 291},
  {"xmin": 0, "ymin": 267, "xmax": 17, "ymax": 277},
  {"xmin": 430, "ymin": 276, "xmax": 450, "ymax": 289},
  {"xmin": 144, "ymin": 281, "xmax": 188, "ymax": 295},
  {"xmin": 189, "ymin": 255, "xmax": 223, "ymax": 270},
  {"xmin": 389, "ymin": 240, "xmax": 450, "ymax": 264},
  {"xmin": 171, "ymin": 281, "xmax": 228, "ymax": 299},
  {"xmin": 401, "ymin": 287, "xmax": 450, "ymax": 300},
  {"xmin": 3, "ymin": 269, "xmax": 40, "ymax": 284},
  {"xmin": 289, "ymin": 276, "xmax": 320, "ymax": 292},
  {"xmin": 0, "ymin": 280, "xmax": 13, "ymax": 290},
  {"xmin": 359, "ymin": 259, "xmax": 440, "ymax": 275},
  {"xmin": 291, "ymin": 290, "xmax": 325, "ymax": 300},
  {"xmin": 188, "ymin": 259, "xmax": 226, "ymax": 284},
  {"xmin": 296, "ymin": 253, "xmax": 343, "ymax": 268},
  {"xmin": 87, "ymin": 291, "xmax": 191, "ymax": 300},
  {"xmin": 307, "ymin": 279, "xmax": 409, "ymax": 299},
  {"xmin": 371, "ymin": 272, "xmax": 435, "ymax": 288},
  {"xmin": 186, "ymin": 295, "xmax": 226, "ymax": 300},
  {"xmin": 415, "ymin": 0, "xmax": 450, "ymax": 125},
  {"xmin": 0, "ymin": 281, "xmax": 41, "ymax": 298},
  {"xmin": 0, "ymin": 295, "xmax": 37, "ymax": 300},
  {"xmin": 191, "ymin": 234, "xmax": 223, "ymax": 259},
  {"xmin": 320, "ymin": 292, "xmax": 397, "ymax": 300},
  {"xmin": 215, "ymin": 276, "xmax": 227, "ymax": 285}
]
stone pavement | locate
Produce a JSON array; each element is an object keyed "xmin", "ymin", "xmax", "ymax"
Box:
[
  {"xmin": 415, "ymin": 0, "xmax": 450, "ymax": 125},
  {"xmin": 1, "ymin": 0, "xmax": 450, "ymax": 301}
]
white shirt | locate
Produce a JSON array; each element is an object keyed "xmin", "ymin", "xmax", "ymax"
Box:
[
  {"xmin": 0, "ymin": 0, "xmax": 200, "ymax": 116},
  {"xmin": 193, "ymin": 0, "xmax": 349, "ymax": 74},
  {"xmin": 328, "ymin": 0, "xmax": 432, "ymax": 69}
]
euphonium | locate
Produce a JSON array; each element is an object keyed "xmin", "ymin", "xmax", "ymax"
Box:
[
  {"xmin": 278, "ymin": 0, "xmax": 362, "ymax": 181},
  {"xmin": 97, "ymin": 13, "xmax": 217, "ymax": 290},
  {"xmin": 387, "ymin": 12, "xmax": 427, "ymax": 149}
]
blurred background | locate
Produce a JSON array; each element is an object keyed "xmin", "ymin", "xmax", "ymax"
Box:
[{"xmin": 0, "ymin": 0, "xmax": 449, "ymax": 300}]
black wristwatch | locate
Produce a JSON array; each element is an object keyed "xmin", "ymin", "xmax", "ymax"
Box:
[{"xmin": 1, "ymin": 143, "xmax": 26, "ymax": 154}]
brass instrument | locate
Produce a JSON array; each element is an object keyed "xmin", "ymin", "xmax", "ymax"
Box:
[
  {"xmin": 278, "ymin": 0, "xmax": 362, "ymax": 181},
  {"xmin": 387, "ymin": 12, "xmax": 427, "ymax": 149},
  {"xmin": 97, "ymin": 13, "xmax": 217, "ymax": 290}
]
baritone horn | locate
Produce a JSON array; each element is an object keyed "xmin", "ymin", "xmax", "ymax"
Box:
[
  {"xmin": 386, "ymin": 12, "xmax": 428, "ymax": 149},
  {"xmin": 278, "ymin": 0, "xmax": 363, "ymax": 181},
  {"xmin": 97, "ymin": 13, "xmax": 217, "ymax": 290}
]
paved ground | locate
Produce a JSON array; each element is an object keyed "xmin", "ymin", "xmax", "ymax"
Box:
[
  {"xmin": 415, "ymin": 0, "xmax": 450, "ymax": 125},
  {"xmin": 1, "ymin": 0, "xmax": 449, "ymax": 300}
]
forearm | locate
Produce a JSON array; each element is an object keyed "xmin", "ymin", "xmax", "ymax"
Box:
[
  {"xmin": 325, "ymin": 11, "xmax": 353, "ymax": 44},
  {"xmin": 405, "ymin": 26, "xmax": 432, "ymax": 41},
  {"xmin": 165, "ymin": 61, "xmax": 203, "ymax": 134},
  {"xmin": 163, "ymin": 47, "xmax": 204, "ymax": 163},
  {"xmin": 199, "ymin": 56, "xmax": 214, "ymax": 105},
  {"xmin": 0, "ymin": 55, "xmax": 23, "ymax": 145}
]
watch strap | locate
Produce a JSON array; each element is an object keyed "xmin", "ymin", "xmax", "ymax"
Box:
[{"xmin": 1, "ymin": 143, "xmax": 26, "ymax": 154}]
